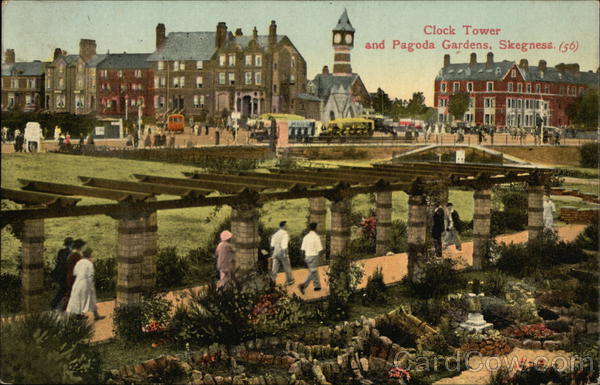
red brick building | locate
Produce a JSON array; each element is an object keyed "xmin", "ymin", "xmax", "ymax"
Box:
[
  {"xmin": 434, "ymin": 52, "xmax": 598, "ymax": 128},
  {"xmin": 96, "ymin": 53, "xmax": 154, "ymax": 117}
]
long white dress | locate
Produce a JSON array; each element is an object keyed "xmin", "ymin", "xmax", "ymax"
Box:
[
  {"xmin": 66, "ymin": 258, "xmax": 97, "ymax": 314},
  {"xmin": 543, "ymin": 199, "xmax": 556, "ymax": 230}
]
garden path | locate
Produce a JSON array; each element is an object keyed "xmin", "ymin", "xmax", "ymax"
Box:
[{"xmin": 90, "ymin": 224, "xmax": 585, "ymax": 343}]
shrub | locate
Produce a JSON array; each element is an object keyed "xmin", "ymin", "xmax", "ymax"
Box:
[
  {"xmin": 251, "ymin": 290, "xmax": 307, "ymax": 336},
  {"xmin": 326, "ymin": 258, "xmax": 364, "ymax": 321},
  {"xmin": 185, "ymin": 246, "xmax": 218, "ymax": 284},
  {"xmin": 112, "ymin": 292, "xmax": 172, "ymax": 341},
  {"xmin": 0, "ymin": 273, "xmax": 21, "ymax": 316},
  {"xmin": 490, "ymin": 185, "xmax": 528, "ymax": 236},
  {"xmin": 170, "ymin": 274, "xmax": 266, "ymax": 346},
  {"xmin": 484, "ymin": 270, "xmax": 509, "ymax": 297},
  {"xmin": 580, "ymin": 142, "xmax": 599, "ymax": 168},
  {"xmin": 389, "ymin": 220, "xmax": 408, "ymax": 253},
  {"xmin": 481, "ymin": 301, "xmax": 519, "ymax": 330},
  {"xmin": 94, "ymin": 257, "xmax": 116, "ymax": 295},
  {"xmin": 576, "ymin": 222, "xmax": 599, "ymax": 251},
  {"xmin": 0, "ymin": 312, "xmax": 101, "ymax": 384},
  {"xmin": 361, "ymin": 267, "xmax": 387, "ymax": 305},
  {"xmin": 408, "ymin": 258, "xmax": 464, "ymax": 300},
  {"xmin": 156, "ymin": 247, "xmax": 189, "ymax": 289}
]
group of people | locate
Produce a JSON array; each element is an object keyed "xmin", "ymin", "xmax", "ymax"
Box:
[
  {"xmin": 50, "ymin": 237, "xmax": 104, "ymax": 321},
  {"xmin": 432, "ymin": 202, "xmax": 463, "ymax": 258},
  {"xmin": 214, "ymin": 221, "xmax": 324, "ymax": 293}
]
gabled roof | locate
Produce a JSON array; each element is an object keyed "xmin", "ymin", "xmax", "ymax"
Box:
[
  {"xmin": 1, "ymin": 61, "xmax": 47, "ymax": 77},
  {"xmin": 437, "ymin": 60, "xmax": 598, "ymax": 86},
  {"xmin": 86, "ymin": 54, "xmax": 108, "ymax": 68},
  {"xmin": 312, "ymin": 73, "xmax": 359, "ymax": 99},
  {"xmin": 334, "ymin": 9, "xmax": 355, "ymax": 32},
  {"xmin": 97, "ymin": 53, "xmax": 152, "ymax": 69},
  {"xmin": 294, "ymin": 93, "xmax": 322, "ymax": 102}
]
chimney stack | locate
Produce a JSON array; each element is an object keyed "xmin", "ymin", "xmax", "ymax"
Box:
[
  {"xmin": 538, "ymin": 60, "xmax": 547, "ymax": 72},
  {"xmin": 322, "ymin": 65, "xmax": 330, "ymax": 75},
  {"xmin": 216, "ymin": 22, "xmax": 228, "ymax": 48},
  {"xmin": 519, "ymin": 59, "xmax": 528, "ymax": 70},
  {"xmin": 4, "ymin": 49, "xmax": 15, "ymax": 65},
  {"xmin": 565, "ymin": 63, "xmax": 580, "ymax": 73},
  {"xmin": 555, "ymin": 63, "xmax": 566, "ymax": 73},
  {"xmin": 156, "ymin": 23, "xmax": 166, "ymax": 49},
  {"xmin": 53, "ymin": 48, "xmax": 63, "ymax": 60},
  {"xmin": 469, "ymin": 52, "xmax": 477, "ymax": 66},
  {"xmin": 269, "ymin": 20, "xmax": 277, "ymax": 47},
  {"xmin": 486, "ymin": 52, "xmax": 493, "ymax": 67},
  {"xmin": 252, "ymin": 26, "xmax": 258, "ymax": 40},
  {"xmin": 443, "ymin": 54, "xmax": 450, "ymax": 68},
  {"xmin": 79, "ymin": 39, "xmax": 97, "ymax": 62},
  {"xmin": 235, "ymin": 28, "xmax": 243, "ymax": 37}
]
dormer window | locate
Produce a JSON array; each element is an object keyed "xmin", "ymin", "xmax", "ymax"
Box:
[
  {"xmin": 495, "ymin": 67, "xmax": 501, "ymax": 75},
  {"xmin": 511, "ymin": 69, "xmax": 516, "ymax": 78}
]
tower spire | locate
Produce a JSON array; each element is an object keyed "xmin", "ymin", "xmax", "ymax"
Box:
[{"xmin": 332, "ymin": 9, "xmax": 354, "ymax": 75}]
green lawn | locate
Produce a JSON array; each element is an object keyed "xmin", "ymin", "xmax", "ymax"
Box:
[{"xmin": 1, "ymin": 153, "xmax": 475, "ymax": 273}]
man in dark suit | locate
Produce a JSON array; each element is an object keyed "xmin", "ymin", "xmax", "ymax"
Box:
[
  {"xmin": 50, "ymin": 237, "xmax": 73, "ymax": 309},
  {"xmin": 432, "ymin": 202, "xmax": 445, "ymax": 257}
]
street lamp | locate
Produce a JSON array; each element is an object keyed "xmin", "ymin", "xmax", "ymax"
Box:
[{"xmin": 125, "ymin": 95, "xmax": 129, "ymax": 121}]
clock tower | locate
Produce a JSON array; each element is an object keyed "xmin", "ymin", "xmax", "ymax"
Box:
[{"xmin": 332, "ymin": 9, "xmax": 355, "ymax": 75}]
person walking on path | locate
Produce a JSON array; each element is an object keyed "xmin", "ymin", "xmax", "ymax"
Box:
[
  {"xmin": 50, "ymin": 237, "xmax": 73, "ymax": 310},
  {"xmin": 298, "ymin": 222, "xmax": 323, "ymax": 294},
  {"xmin": 543, "ymin": 194, "xmax": 556, "ymax": 232},
  {"xmin": 443, "ymin": 203, "xmax": 462, "ymax": 251},
  {"xmin": 215, "ymin": 230, "xmax": 236, "ymax": 289},
  {"xmin": 270, "ymin": 221, "xmax": 294, "ymax": 286},
  {"xmin": 64, "ymin": 238, "xmax": 86, "ymax": 309},
  {"xmin": 432, "ymin": 203, "xmax": 445, "ymax": 257},
  {"xmin": 66, "ymin": 248, "xmax": 104, "ymax": 321}
]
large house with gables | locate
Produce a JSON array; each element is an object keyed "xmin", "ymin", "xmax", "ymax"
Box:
[
  {"xmin": 1, "ymin": 49, "xmax": 47, "ymax": 113},
  {"xmin": 434, "ymin": 52, "xmax": 599, "ymax": 128}
]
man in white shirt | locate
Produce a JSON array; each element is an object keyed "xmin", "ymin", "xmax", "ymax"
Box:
[
  {"xmin": 270, "ymin": 221, "xmax": 294, "ymax": 285},
  {"xmin": 299, "ymin": 222, "xmax": 323, "ymax": 294}
]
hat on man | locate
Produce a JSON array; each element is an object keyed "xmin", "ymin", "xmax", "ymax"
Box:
[
  {"xmin": 279, "ymin": 221, "xmax": 287, "ymax": 228},
  {"xmin": 82, "ymin": 248, "xmax": 93, "ymax": 258},
  {"xmin": 63, "ymin": 237, "xmax": 74, "ymax": 247},
  {"xmin": 220, "ymin": 230, "xmax": 233, "ymax": 241},
  {"xmin": 72, "ymin": 238, "xmax": 86, "ymax": 249}
]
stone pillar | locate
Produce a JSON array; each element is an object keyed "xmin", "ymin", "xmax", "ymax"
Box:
[
  {"xmin": 142, "ymin": 210, "xmax": 158, "ymax": 290},
  {"xmin": 527, "ymin": 185, "xmax": 544, "ymax": 240},
  {"xmin": 231, "ymin": 204, "xmax": 260, "ymax": 273},
  {"xmin": 308, "ymin": 197, "xmax": 327, "ymax": 246},
  {"xmin": 21, "ymin": 218, "xmax": 45, "ymax": 313},
  {"xmin": 116, "ymin": 214, "xmax": 146, "ymax": 305},
  {"xmin": 375, "ymin": 191, "xmax": 392, "ymax": 256},
  {"xmin": 329, "ymin": 198, "xmax": 351, "ymax": 260},
  {"xmin": 407, "ymin": 194, "xmax": 428, "ymax": 283},
  {"xmin": 472, "ymin": 189, "xmax": 492, "ymax": 270}
]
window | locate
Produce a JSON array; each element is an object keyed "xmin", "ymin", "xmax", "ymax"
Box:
[
  {"xmin": 101, "ymin": 70, "xmax": 108, "ymax": 78},
  {"xmin": 506, "ymin": 98, "xmax": 511, "ymax": 108},
  {"xmin": 196, "ymin": 76, "xmax": 203, "ymax": 88},
  {"xmin": 219, "ymin": 72, "xmax": 225, "ymax": 85},
  {"xmin": 507, "ymin": 82, "xmax": 513, "ymax": 92},
  {"xmin": 77, "ymin": 78, "xmax": 83, "ymax": 89},
  {"xmin": 28, "ymin": 79, "xmax": 36, "ymax": 89},
  {"xmin": 59, "ymin": 78, "xmax": 65, "ymax": 89},
  {"xmin": 47, "ymin": 77, "xmax": 52, "ymax": 89},
  {"xmin": 118, "ymin": 70, "xmax": 123, "ymax": 78},
  {"xmin": 135, "ymin": 70, "xmax": 142, "ymax": 78},
  {"xmin": 11, "ymin": 79, "xmax": 19, "ymax": 88},
  {"xmin": 484, "ymin": 98, "xmax": 494, "ymax": 108},
  {"xmin": 160, "ymin": 96, "xmax": 165, "ymax": 107},
  {"xmin": 105, "ymin": 99, "xmax": 111, "ymax": 108},
  {"xmin": 579, "ymin": 87, "xmax": 584, "ymax": 96},
  {"xmin": 535, "ymin": 84, "xmax": 540, "ymax": 93},
  {"xmin": 511, "ymin": 69, "xmax": 516, "ymax": 78},
  {"xmin": 173, "ymin": 77, "xmax": 179, "ymax": 87},
  {"xmin": 179, "ymin": 76, "xmax": 185, "ymax": 87},
  {"xmin": 440, "ymin": 82, "xmax": 446, "ymax": 92},
  {"xmin": 78, "ymin": 63, "xmax": 84, "ymax": 72},
  {"xmin": 469, "ymin": 97, "xmax": 474, "ymax": 108},
  {"xmin": 486, "ymin": 82, "xmax": 494, "ymax": 91},
  {"xmin": 139, "ymin": 97, "xmax": 144, "ymax": 107},
  {"xmin": 544, "ymin": 85, "xmax": 550, "ymax": 94},
  {"xmin": 245, "ymin": 55, "xmax": 252, "ymax": 66},
  {"xmin": 526, "ymin": 83, "xmax": 531, "ymax": 93},
  {"xmin": 255, "ymin": 55, "xmax": 262, "ymax": 66},
  {"xmin": 196, "ymin": 61, "xmax": 203, "ymax": 69},
  {"xmin": 559, "ymin": 86, "xmax": 564, "ymax": 95},
  {"xmin": 158, "ymin": 61, "xmax": 164, "ymax": 70},
  {"xmin": 228, "ymin": 54, "xmax": 236, "ymax": 66},
  {"xmin": 439, "ymin": 98, "xmax": 447, "ymax": 107},
  {"xmin": 290, "ymin": 74, "xmax": 296, "ymax": 83},
  {"xmin": 173, "ymin": 61, "xmax": 179, "ymax": 70},
  {"xmin": 467, "ymin": 82, "xmax": 473, "ymax": 92},
  {"xmin": 219, "ymin": 55, "xmax": 226, "ymax": 66},
  {"xmin": 59, "ymin": 64, "xmax": 64, "ymax": 73},
  {"xmin": 245, "ymin": 72, "xmax": 252, "ymax": 85},
  {"xmin": 154, "ymin": 95, "xmax": 159, "ymax": 108},
  {"xmin": 25, "ymin": 94, "xmax": 33, "ymax": 105},
  {"xmin": 517, "ymin": 83, "xmax": 523, "ymax": 92},
  {"xmin": 255, "ymin": 71, "xmax": 262, "ymax": 85},
  {"xmin": 179, "ymin": 62, "xmax": 185, "ymax": 70},
  {"xmin": 160, "ymin": 76, "xmax": 166, "ymax": 87},
  {"xmin": 291, "ymin": 57, "xmax": 296, "ymax": 69},
  {"xmin": 154, "ymin": 76, "xmax": 159, "ymax": 88},
  {"xmin": 228, "ymin": 73, "xmax": 235, "ymax": 85},
  {"xmin": 453, "ymin": 82, "xmax": 459, "ymax": 92}
]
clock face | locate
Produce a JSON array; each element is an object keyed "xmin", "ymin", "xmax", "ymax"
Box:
[
  {"xmin": 345, "ymin": 34, "xmax": 353, "ymax": 44},
  {"xmin": 334, "ymin": 33, "xmax": 342, "ymax": 44}
]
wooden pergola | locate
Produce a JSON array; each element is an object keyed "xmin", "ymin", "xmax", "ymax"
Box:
[{"xmin": 1, "ymin": 161, "xmax": 553, "ymax": 312}]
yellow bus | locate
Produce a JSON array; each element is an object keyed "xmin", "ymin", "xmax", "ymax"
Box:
[{"xmin": 320, "ymin": 117, "xmax": 375, "ymax": 137}]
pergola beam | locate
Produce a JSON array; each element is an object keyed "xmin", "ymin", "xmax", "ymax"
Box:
[
  {"xmin": 18, "ymin": 179, "xmax": 152, "ymax": 202},
  {"xmin": 133, "ymin": 174, "xmax": 267, "ymax": 194},
  {"xmin": 183, "ymin": 171, "xmax": 312, "ymax": 190},
  {"xmin": 1, "ymin": 188, "xmax": 81, "ymax": 207},
  {"xmin": 78, "ymin": 176, "xmax": 211, "ymax": 198}
]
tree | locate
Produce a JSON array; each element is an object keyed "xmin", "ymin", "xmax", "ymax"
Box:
[
  {"xmin": 370, "ymin": 88, "xmax": 393, "ymax": 115},
  {"xmin": 567, "ymin": 89, "xmax": 598, "ymax": 129},
  {"xmin": 405, "ymin": 92, "xmax": 427, "ymax": 117},
  {"xmin": 448, "ymin": 92, "xmax": 470, "ymax": 121}
]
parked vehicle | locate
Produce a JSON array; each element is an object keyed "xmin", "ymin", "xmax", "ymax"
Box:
[
  {"xmin": 166, "ymin": 114, "xmax": 185, "ymax": 133},
  {"xmin": 320, "ymin": 118, "xmax": 374, "ymax": 137}
]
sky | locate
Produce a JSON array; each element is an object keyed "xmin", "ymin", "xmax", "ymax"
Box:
[{"xmin": 2, "ymin": 1, "xmax": 599, "ymax": 105}]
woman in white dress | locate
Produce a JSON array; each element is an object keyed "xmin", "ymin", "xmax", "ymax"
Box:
[
  {"xmin": 543, "ymin": 194, "xmax": 556, "ymax": 231},
  {"xmin": 66, "ymin": 248, "xmax": 104, "ymax": 321}
]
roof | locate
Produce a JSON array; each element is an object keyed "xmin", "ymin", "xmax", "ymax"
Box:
[
  {"xmin": 334, "ymin": 9, "xmax": 355, "ymax": 32},
  {"xmin": 437, "ymin": 60, "xmax": 598, "ymax": 86},
  {"xmin": 97, "ymin": 53, "xmax": 152, "ymax": 69},
  {"xmin": 86, "ymin": 54, "xmax": 108, "ymax": 68},
  {"xmin": 147, "ymin": 31, "xmax": 285, "ymax": 61},
  {"xmin": 312, "ymin": 73, "xmax": 359, "ymax": 98},
  {"xmin": 1, "ymin": 61, "xmax": 47, "ymax": 77}
]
